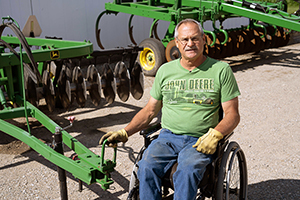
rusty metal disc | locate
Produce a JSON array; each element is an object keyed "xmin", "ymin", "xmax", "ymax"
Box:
[
  {"xmin": 227, "ymin": 31, "xmax": 238, "ymax": 57},
  {"xmin": 281, "ymin": 29, "xmax": 290, "ymax": 47},
  {"xmin": 57, "ymin": 65, "xmax": 71, "ymax": 109},
  {"xmin": 42, "ymin": 70, "xmax": 55, "ymax": 112},
  {"xmin": 252, "ymin": 28, "xmax": 265, "ymax": 53},
  {"xmin": 25, "ymin": 75, "xmax": 38, "ymax": 107},
  {"xmin": 101, "ymin": 63, "xmax": 115, "ymax": 104},
  {"xmin": 237, "ymin": 29, "xmax": 249, "ymax": 55},
  {"xmin": 216, "ymin": 32, "xmax": 233, "ymax": 58},
  {"xmin": 130, "ymin": 61, "xmax": 144, "ymax": 100},
  {"xmin": 87, "ymin": 64, "xmax": 102, "ymax": 106},
  {"xmin": 165, "ymin": 39, "xmax": 181, "ymax": 62},
  {"xmin": 72, "ymin": 66, "xmax": 87, "ymax": 108},
  {"xmin": 275, "ymin": 27, "xmax": 290, "ymax": 47},
  {"xmin": 209, "ymin": 33, "xmax": 222, "ymax": 59},
  {"xmin": 24, "ymin": 63, "xmax": 38, "ymax": 107},
  {"xmin": 264, "ymin": 27, "xmax": 273, "ymax": 49},
  {"xmin": 267, "ymin": 26, "xmax": 278, "ymax": 48},
  {"xmin": 114, "ymin": 61, "xmax": 130, "ymax": 102},
  {"xmin": 204, "ymin": 35, "xmax": 213, "ymax": 57},
  {"xmin": 246, "ymin": 29, "xmax": 261, "ymax": 53}
]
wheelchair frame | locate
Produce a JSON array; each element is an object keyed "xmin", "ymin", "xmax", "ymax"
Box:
[{"xmin": 127, "ymin": 121, "xmax": 248, "ymax": 200}]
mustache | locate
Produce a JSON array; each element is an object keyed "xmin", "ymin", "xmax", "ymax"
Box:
[{"xmin": 184, "ymin": 46, "xmax": 197, "ymax": 51}]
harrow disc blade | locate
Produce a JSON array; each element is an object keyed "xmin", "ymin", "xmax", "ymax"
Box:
[
  {"xmin": 216, "ymin": 32, "xmax": 234, "ymax": 58},
  {"xmin": 102, "ymin": 63, "xmax": 115, "ymax": 104},
  {"xmin": 266, "ymin": 26, "xmax": 278, "ymax": 49},
  {"xmin": 57, "ymin": 65, "xmax": 71, "ymax": 109},
  {"xmin": 281, "ymin": 30, "xmax": 290, "ymax": 47},
  {"xmin": 234, "ymin": 30, "xmax": 248, "ymax": 55},
  {"xmin": 130, "ymin": 61, "xmax": 144, "ymax": 100},
  {"xmin": 48, "ymin": 61, "xmax": 57, "ymax": 80},
  {"xmin": 87, "ymin": 64, "xmax": 102, "ymax": 106},
  {"xmin": 275, "ymin": 27, "xmax": 290, "ymax": 47},
  {"xmin": 246, "ymin": 29, "xmax": 262, "ymax": 53},
  {"xmin": 42, "ymin": 70, "xmax": 55, "ymax": 112},
  {"xmin": 227, "ymin": 31, "xmax": 238, "ymax": 57},
  {"xmin": 114, "ymin": 61, "xmax": 131, "ymax": 102},
  {"xmin": 207, "ymin": 34, "xmax": 222, "ymax": 59},
  {"xmin": 25, "ymin": 75, "xmax": 38, "ymax": 107},
  {"xmin": 204, "ymin": 35, "xmax": 213, "ymax": 57},
  {"xmin": 24, "ymin": 63, "xmax": 38, "ymax": 107},
  {"xmin": 252, "ymin": 28, "xmax": 264, "ymax": 53},
  {"xmin": 72, "ymin": 66, "xmax": 87, "ymax": 108},
  {"xmin": 255, "ymin": 24, "xmax": 271, "ymax": 50}
]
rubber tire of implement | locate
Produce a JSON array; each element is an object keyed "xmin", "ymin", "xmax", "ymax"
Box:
[
  {"xmin": 165, "ymin": 39, "xmax": 181, "ymax": 62},
  {"xmin": 138, "ymin": 38, "xmax": 166, "ymax": 76}
]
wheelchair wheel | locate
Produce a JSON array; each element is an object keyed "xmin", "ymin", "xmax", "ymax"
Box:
[
  {"xmin": 215, "ymin": 141, "xmax": 248, "ymax": 200},
  {"xmin": 127, "ymin": 146, "xmax": 145, "ymax": 200}
]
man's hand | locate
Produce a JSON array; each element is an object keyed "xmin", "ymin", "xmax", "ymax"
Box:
[
  {"xmin": 193, "ymin": 128, "xmax": 223, "ymax": 154},
  {"xmin": 99, "ymin": 129, "xmax": 128, "ymax": 147}
]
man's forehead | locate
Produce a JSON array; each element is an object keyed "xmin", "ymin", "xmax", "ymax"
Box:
[
  {"xmin": 177, "ymin": 23, "xmax": 200, "ymax": 35},
  {"xmin": 177, "ymin": 30, "xmax": 201, "ymax": 38}
]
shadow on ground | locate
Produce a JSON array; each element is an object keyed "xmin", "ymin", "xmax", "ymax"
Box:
[{"xmin": 248, "ymin": 179, "xmax": 300, "ymax": 200}]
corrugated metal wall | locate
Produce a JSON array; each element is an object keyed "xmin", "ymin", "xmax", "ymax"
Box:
[
  {"xmin": 0, "ymin": 0, "xmax": 249, "ymax": 50},
  {"xmin": 0, "ymin": 0, "xmax": 158, "ymax": 50}
]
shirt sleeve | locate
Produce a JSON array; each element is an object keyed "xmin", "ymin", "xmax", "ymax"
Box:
[
  {"xmin": 150, "ymin": 68, "xmax": 163, "ymax": 100},
  {"xmin": 220, "ymin": 65, "xmax": 241, "ymax": 103}
]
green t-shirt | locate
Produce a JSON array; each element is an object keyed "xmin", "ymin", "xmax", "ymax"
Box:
[{"xmin": 150, "ymin": 57, "xmax": 240, "ymax": 137}]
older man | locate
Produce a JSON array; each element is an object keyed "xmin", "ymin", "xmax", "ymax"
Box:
[{"xmin": 100, "ymin": 18, "xmax": 240, "ymax": 200}]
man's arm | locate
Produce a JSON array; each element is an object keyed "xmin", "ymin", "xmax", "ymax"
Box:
[
  {"xmin": 125, "ymin": 96, "xmax": 162, "ymax": 136},
  {"xmin": 193, "ymin": 97, "xmax": 240, "ymax": 154},
  {"xmin": 214, "ymin": 97, "xmax": 240, "ymax": 136}
]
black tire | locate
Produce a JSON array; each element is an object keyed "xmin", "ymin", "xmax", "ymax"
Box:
[
  {"xmin": 138, "ymin": 38, "xmax": 166, "ymax": 76},
  {"xmin": 215, "ymin": 142, "xmax": 248, "ymax": 200}
]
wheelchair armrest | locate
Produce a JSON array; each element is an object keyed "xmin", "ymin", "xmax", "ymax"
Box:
[
  {"xmin": 222, "ymin": 131, "xmax": 234, "ymax": 142},
  {"xmin": 217, "ymin": 131, "xmax": 233, "ymax": 148},
  {"xmin": 140, "ymin": 122, "xmax": 161, "ymax": 137},
  {"xmin": 215, "ymin": 131, "xmax": 234, "ymax": 159}
]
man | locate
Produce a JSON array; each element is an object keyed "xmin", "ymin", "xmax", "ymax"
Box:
[{"xmin": 99, "ymin": 18, "xmax": 240, "ymax": 200}]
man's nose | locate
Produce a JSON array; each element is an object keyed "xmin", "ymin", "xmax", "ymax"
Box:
[{"xmin": 187, "ymin": 38, "xmax": 194, "ymax": 46}]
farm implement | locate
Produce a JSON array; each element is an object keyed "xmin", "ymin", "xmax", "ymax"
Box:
[
  {"xmin": 97, "ymin": 0, "xmax": 300, "ymax": 76},
  {"xmin": 0, "ymin": 16, "xmax": 143, "ymax": 199},
  {"xmin": 1, "ymin": 17, "xmax": 143, "ymax": 112}
]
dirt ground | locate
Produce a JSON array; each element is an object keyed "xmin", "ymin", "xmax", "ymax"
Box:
[{"xmin": 1, "ymin": 37, "xmax": 300, "ymax": 200}]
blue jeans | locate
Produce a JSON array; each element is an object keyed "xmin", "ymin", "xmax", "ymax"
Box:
[{"xmin": 137, "ymin": 128, "xmax": 213, "ymax": 200}]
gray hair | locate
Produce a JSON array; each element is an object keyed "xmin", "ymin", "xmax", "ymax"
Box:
[{"xmin": 174, "ymin": 19, "xmax": 204, "ymax": 39}]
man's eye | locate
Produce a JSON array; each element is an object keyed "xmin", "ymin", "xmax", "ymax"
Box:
[{"xmin": 183, "ymin": 38, "xmax": 189, "ymax": 42}]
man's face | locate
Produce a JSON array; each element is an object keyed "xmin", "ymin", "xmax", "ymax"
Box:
[{"xmin": 175, "ymin": 22, "xmax": 206, "ymax": 62}]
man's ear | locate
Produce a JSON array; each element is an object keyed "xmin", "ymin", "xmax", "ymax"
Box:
[{"xmin": 175, "ymin": 39, "xmax": 179, "ymax": 48}]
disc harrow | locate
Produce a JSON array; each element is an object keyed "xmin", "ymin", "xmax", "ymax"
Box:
[
  {"xmin": 0, "ymin": 16, "xmax": 123, "ymax": 199},
  {"xmin": 1, "ymin": 21, "xmax": 143, "ymax": 112},
  {"xmin": 98, "ymin": 0, "xmax": 300, "ymax": 76}
]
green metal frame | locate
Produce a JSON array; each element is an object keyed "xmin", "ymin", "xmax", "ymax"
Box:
[
  {"xmin": 103, "ymin": 0, "xmax": 300, "ymax": 46},
  {"xmin": 0, "ymin": 36, "xmax": 93, "ymax": 67},
  {"xmin": 0, "ymin": 17, "xmax": 116, "ymax": 190},
  {"xmin": 0, "ymin": 103, "xmax": 116, "ymax": 189}
]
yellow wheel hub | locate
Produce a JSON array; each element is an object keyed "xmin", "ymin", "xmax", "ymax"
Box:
[{"xmin": 139, "ymin": 47, "xmax": 155, "ymax": 71}]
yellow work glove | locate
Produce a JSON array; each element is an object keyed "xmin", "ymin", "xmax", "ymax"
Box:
[
  {"xmin": 192, "ymin": 128, "xmax": 224, "ymax": 154},
  {"xmin": 99, "ymin": 129, "xmax": 128, "ymax": 147}
]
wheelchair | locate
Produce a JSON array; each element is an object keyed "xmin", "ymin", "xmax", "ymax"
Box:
[{"xmin": 127, "ymin": 119, "xmax": 248, "ymax": 200}]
